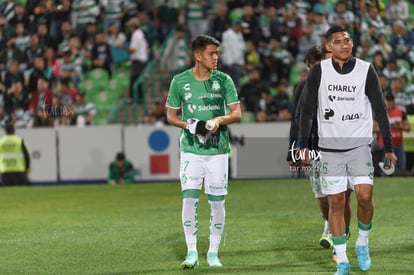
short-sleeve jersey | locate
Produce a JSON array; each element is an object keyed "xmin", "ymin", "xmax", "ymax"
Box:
[{"xmin": 166, "ymin": 69, "xmax": 240, "ymax": 155}]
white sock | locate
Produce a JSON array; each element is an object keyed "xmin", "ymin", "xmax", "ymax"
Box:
[
  {"xmin": 208, "ymin": 200, "xmax": 225, "ymax": 254},
  {"xmin": 182, "ymin": 198, "xmax": 199, "ymax": 252},
  {"xmin": 356, "ymin": 229, "xmax": 370, "ymax": 246},
  {"xmin": 322, "ymin": 218, "xmax": 330, "ymax": 235},
  {"xmin": 334, "ymin": 243, "xmax": 349, "ymax": 263}
]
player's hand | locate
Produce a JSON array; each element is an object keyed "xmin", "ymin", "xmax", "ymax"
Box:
[
  {"xmin": 301, "ymin": 148, "xmax": 310, "ymax": 164},
  {"xmin": 384, "ymin": 152, "xmax": 398, "ymax": 166}
]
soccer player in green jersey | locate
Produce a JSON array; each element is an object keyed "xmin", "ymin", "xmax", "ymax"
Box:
[{"xmin": 166, "ymin": 35, "xmax": 241, "ymax": 269}]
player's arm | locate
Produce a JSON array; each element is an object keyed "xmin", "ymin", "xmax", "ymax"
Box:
[
  {"xmin": 365, "ymin": 66, "xmax": 398, "ymax": 164},
  {"xmin": 166, "ymin": 107, "xmax": 187, "ymax": 129},
  {"xmin": 299, "ymin": 65, "xmax": 320, "ymax": 150},
  {"xmin": 208, "ymin": 103, "xmax": 241, "ymax": 132},
  {"xmin": 365, "ymin": 66, "xmax": 393, "ymax": 153}
]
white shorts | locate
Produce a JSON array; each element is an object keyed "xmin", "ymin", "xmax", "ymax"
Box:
[
  {"xmin": 319, "ymin": 146, "xmax": 374, "ymax": 195},
  {"xmin": 179, "ymin": 152, "xmax": 229, "ymax": 196},
  {"xmin": 310, "ymin": 160, "xmax": 354, "ymax": 198}
]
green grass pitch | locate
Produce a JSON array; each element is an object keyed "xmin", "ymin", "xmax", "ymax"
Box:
[{"xmin": 0, "ymin": 178, "xmax": 412, "ymax": 274}]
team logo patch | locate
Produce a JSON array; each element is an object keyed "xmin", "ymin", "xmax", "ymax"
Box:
[{"xmin": 212, "ymin": 80, "xmax": 220, "ymax": 91}]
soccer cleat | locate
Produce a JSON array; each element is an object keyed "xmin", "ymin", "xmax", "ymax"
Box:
[
  {"xmin": 181, "ymin": 251, "xmax": 198, "ymax": 269},
  {"xmin": 207, "ymin": 252, "xmax": 222, "ymax": 267},
  {"xmin": 319, "ymin": 234, "xmax": 333, "ymax": 249},
  {"xmin": 334, "ymin": 262, "xmax": 350, "ymax": 275},
  {"xmin": 356, "ymin": 245, "xmax": 371, "ymax": 271}
]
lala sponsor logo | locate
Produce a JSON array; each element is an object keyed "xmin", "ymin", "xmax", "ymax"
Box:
[{"xmin": 342, "ymin": 112, "xmax": 362, "ymax": 121}]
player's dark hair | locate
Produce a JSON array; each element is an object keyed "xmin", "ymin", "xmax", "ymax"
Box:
[
  {"xmin": 304, "ymin": 45, "xmax": 322, "ymax": 66},
  {"xmin": 325, "ymin": 25, "xmax": 348, "ymax": 42},
  {"xmin": 192, "ymin": 35, "xmax": 220, "ymax": 53}
]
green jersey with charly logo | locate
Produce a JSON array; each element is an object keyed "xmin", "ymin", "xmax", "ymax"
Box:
[{"xmin": 166, "ymin": 69, "xmax": 239, "ymax": 155}]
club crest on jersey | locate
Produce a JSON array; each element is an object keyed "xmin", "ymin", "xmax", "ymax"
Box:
[{"xmin": 212, "ymin": 80, "xmax": 220, "ymax": 91}]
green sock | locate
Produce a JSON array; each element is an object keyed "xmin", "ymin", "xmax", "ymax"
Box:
[
  {"xmin": 358, "ymin": 221, "xmax": 372, "ymax": 231},
  {"xmin": 332, "ymin": 234, "xmax": 347, "ymax": 245}
]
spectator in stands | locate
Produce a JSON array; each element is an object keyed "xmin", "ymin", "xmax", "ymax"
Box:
[
  {"xmin": 127, "ymin": 17, "xmax": 149, "ymax": 103},
  {"xmin": 312, "ymin": 0, "xmax": 334, "ymax": 19},
  {"xmin": 355, "ymin": 34, "xmax": 375, "ymax": 63},
  {"xmin": 108, "ymin": 152, "xmax": 135, "ymax": 185},
  {"xmin": 0, "ymin": 59, "xmax": 24, "ymax": 90},
  {"xmin": 297, "ymin": 24, "xmax": 319, "ymax": 63},
  {"xmin": 107, "ymin": 21, "xmax": 127, "ymax": 48},
  {"xmin": 36, "ymin": 21, "xmax": 55, "ymax": 52},
  {"xmin": 239, "ymin": 67, "xmax": 270, "ymax": 113},
  {"xmin": 361, "ymin": 4, "xmax": 385, "ymax": 36},
  {"xmin": 48, "ymin": 0, "xmax": 71, "ymax": 40},
  {"xmin": 91, "ymin": 32, "xmax": 113, "ymax": 78},
  {"xmin": 372, "ymin": 50, "xmax": 387, "ymax": 75},
  {"xmin": 55, "ymin": 20, "xmax": 76, "ymax": 52},
  {"xmin": 240, "ymin": 4, "xmax": 261, "ymax": 43},
  {"xmin": 71, "ymin": 0, "xmax": 100, "ymax": 36},
  {"xmin": 382, "ymin": 57, "xmax": 408, "ymax": 84},
  {"xmin": 389, "ymin": 77, "xmax": 411, "ymax": 113},
  {"xmin": 27, "ymin": 55, "xmax": 52, "ymax": 94},
  {"xmin": 80, "ymin": 21, "xmax": 98, "ymax": 53},
  {"xmin": 209, "ymin": 3, "xmax": 231, "ymax": 41},
  {"xmin": 57, "ymin": 46, "xmax": 82, "ymax": 88},
  {"xmin": 71, "ymin": 91, "xmax": 96, "ymax": 127},
  {"xmin": 160, "ymin": 25, "xmax": 189, "ymax": 76},
  {"xmin": 56, "ymin": 78, "xmax": 78, "ymax": 106},
  {"xmin": 255, "ymin": 90, "xmax": 278, "ymax": 122},
  {"xmin": 28, "ymin": 76, "xmax": 54, "ymax": 115},
  {"xmin": 371, "ymin": 32, "xmax": 392, "ymax": 61},
  {"xmin": 44, "ymin": 47, "xmax": 59, "ymax": 83},
  {"xmin": 14, "ymin": 22, "xmax": 30, "ymax": 53},
  {"xmin": 328, "ymin": 1, "xmax": 356, "ymax": 30},
  {"xmin": 273, "ymin": 80, "xmax": 293, "ymax": 122},
  {"xmin": 185, "ymin": 0, "xmax": 211, "ymax": 40},
  {"xmin": 100, "ymin": 0, "xmax": 126, "ymax": 35},
  {"xmin": 0, "ymin": 37, "xmax": 25, "ymax": 72},
  {"xmin": 9, "ymin": 3, "xmax": 30, "ymax": 31},
  {"xmin": 221, "ymin": 18, "xmax": 246, "ymax": 89},
  {"xmin": 263, "ymin": 36, "xmax": 293, "ymax": 87},
  {"xmin": 311, "ymin": 11, "xmax": 330, "ymax": 42},
  {"xmin": 3, "ymin": 79, "xmax": 31, "ymax": 128},
  {"xmin": 244, "ymin": 41, "xmax": 261, "ymax": 72},
  {"xmin": 138, "ymin": 11, "xmax": 158, "ymax": 50},
  {"xmin": 389, "ymin": 20, "xmax": 414, "ymax": 64},
  {"xmin": 25, "ymin": 34, "xmax": 44, "ymax": 68},
  {"xmin": 385, "ymin": 0, "xmax": 409, "ymax": 24},
  {"xmin": 153, "ymin": 0, "xmax": 179, "ymax": 42}
]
